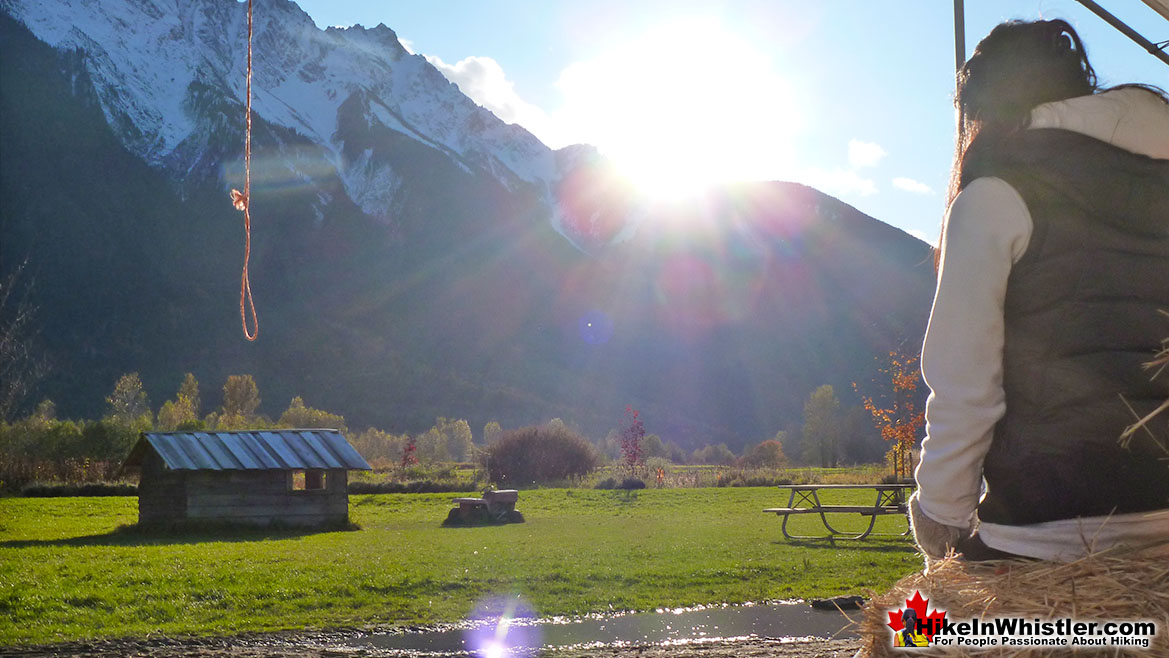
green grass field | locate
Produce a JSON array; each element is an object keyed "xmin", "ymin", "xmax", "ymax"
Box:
[{"xmin": 0, "ymin": 488, "xmax": 920, "ymax": 646}]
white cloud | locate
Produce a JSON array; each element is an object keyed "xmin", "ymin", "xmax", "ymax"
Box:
[
  {"xmin": 801, "ymin": 167, "xmax": 878, "ymax": 197},
  {"xmin": 893, "ymin": 177, "xmax": 934, "ymax": 195},
  {"xmin": 426, "ymin": 54, "xmax": 561, "ymax": 146},
  {"xmin": 398, "ymin": 38, "xmax": 416, "ymax": 54},
  {"xmin": 848, "ymin": 139, "xmax": 887, "ymax": 168}
]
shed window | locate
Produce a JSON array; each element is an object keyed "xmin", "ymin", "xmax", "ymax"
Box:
[{"xmin": 291, "ymin": 469, "xmax": 327, "ymax": 491}]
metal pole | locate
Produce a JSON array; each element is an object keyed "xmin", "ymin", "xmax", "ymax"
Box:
[
  {"xmin": 1074, "ymin": 0, "xmax": 1169, "ymax": 68},
  {"xmin": 954, "ymin": 0, "xmax": 966, "ymax": 73}
]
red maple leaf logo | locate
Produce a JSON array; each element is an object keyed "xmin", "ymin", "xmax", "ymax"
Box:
[{"xmin": 887, "ymin": 591, "xmax": 947, "ymax": 641}]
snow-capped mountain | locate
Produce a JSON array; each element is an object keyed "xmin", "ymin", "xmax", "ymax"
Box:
[
  {"xmin": 2, "ymin": 0, "xmax": 582, "ymax": 238},
  {"xmin": 0, "ymin": 0, "xmax": 935, "ymax": 449}
]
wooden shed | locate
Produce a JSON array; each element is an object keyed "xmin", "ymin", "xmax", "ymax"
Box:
[{"xmin": 122, "ymin": 430, "xmax": 371, "ymax": 527}]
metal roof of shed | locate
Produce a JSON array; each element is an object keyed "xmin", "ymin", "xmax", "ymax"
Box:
[{"xmin": 124, "ymin": 430, "xmax": 371, "ymax": 471}]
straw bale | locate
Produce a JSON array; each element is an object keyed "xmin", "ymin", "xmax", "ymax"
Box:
[{"xmin": 856, "ymin": 542, "xmax": 1169, "ymax": 657}]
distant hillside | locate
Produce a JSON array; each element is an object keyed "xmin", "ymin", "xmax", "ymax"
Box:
[{"xmin": 0, "ymin": 6, "xmax": 935, "ymax": 451}]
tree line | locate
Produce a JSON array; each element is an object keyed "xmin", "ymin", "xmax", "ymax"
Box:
[
  {"xmin": 0, "ymin": 372, "xmax": 476, "ymax": 489},
  {"xmin": 1, "ymin": 353, "xmax": 922, "ymax": 489}
]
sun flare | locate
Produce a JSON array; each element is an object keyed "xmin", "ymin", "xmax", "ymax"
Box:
[{"xmin": 557, "ymin": 18, "xmax": 802, "ymax": 201}]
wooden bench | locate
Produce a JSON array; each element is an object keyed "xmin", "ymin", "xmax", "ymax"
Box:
[
  {"xmin": 764, "ymin": 484, "xmax": 914, "ymax": 540},
  {"xmin": 763, "ymin": 505, "xmax": 906, "ymax": 515}
]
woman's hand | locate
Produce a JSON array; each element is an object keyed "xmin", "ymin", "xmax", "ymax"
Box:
[{"xmin": 909, "ymin": 491, "xmax": 970, "ymax": 558}]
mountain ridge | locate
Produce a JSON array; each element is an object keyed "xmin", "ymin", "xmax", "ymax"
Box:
[{"xmin": 0, "ymin": 2, "xmax": 935, "ymax": 451}]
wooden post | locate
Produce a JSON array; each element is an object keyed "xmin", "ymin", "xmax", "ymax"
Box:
[{"xmin": 954, "ymin": 0, "xmax": 966, "ymax": 73}]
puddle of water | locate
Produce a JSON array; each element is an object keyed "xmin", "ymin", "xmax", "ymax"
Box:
[{"xmin": 344, "ymin": 600, "xmax": 856, "ymax": 656}]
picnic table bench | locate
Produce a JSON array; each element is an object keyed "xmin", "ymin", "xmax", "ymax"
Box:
[{"xmin": 763, "ymin": 483, "xmax": 915, "ymax": 540}]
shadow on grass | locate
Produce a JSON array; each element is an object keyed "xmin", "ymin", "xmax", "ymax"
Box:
[
  {"xmin": 0, "ymin": 519, "xmax": 361, "ymax": 548},
  {"xmin": 773, "ymin": 537, "xmax": 918, "ymax": 553}
]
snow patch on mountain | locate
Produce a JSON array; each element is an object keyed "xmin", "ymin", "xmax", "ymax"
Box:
[
  {"xmin": 2, "ymin": 0, "xmax": 586, "ymax": 239},
  {"xmin": 340, "ymin": 148, "xmax": 402, "ymax": 223},
  {"xmin": 4, "ymin": 0, "xmax": 200, "ymax": 161}
]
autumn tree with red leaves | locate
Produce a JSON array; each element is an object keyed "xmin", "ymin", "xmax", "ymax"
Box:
[
  {"xmin": 401, "ymin": 435, "xmax": 418, "ymax": 467},
  {"xmin": 854, "ymin": 350, "xmax": 925, "ymax": 481},
  {"xmin": 619, "ymin": 405, "xmax": 645, "ymax": 478}
]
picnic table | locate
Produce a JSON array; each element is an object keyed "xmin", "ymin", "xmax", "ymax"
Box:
[{"xmin": 763, "ymin": 483, "xmax": 916, "ymax": 540}]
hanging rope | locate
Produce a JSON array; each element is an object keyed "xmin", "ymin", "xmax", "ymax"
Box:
[{"xmin": 230, "ymin": 0, "xmax": 258, "ymax": 341}]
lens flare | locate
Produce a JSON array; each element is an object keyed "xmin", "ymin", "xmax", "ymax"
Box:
[
  {"xmin": 465, "ymin": 595, "xmax": 541, "ymax": 658},
  {"xmin": 479, "ymin": 639, "xmax": 507, "ymax": 658},
  {"xmin": 578, "ymin": 309, "xmax": 614, "ymax": 345}
]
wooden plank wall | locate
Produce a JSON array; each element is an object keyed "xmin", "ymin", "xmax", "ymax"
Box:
[
  {"xmin": 137, "ymin": 450, "xmax": 186, "ymax": 524},
  {"xmin": 184, "ymin": 469, "xmax": 350, "ymax": 526}
]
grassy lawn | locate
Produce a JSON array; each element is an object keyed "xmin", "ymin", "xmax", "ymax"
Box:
[{"xmin": 0, "ymin": 488, "xmax": 921, "ymax": 646}]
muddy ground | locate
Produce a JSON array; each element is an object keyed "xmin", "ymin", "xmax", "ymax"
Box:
[{"xmin": 2, "ymin": 631, "xmax": 864, "ymax": 658}]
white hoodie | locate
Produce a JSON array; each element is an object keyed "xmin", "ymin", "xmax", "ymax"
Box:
[{"xmin": 915, "ymin": 87, "xmax": 1169, "ymax": 561}]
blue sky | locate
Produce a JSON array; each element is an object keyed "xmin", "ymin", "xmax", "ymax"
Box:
[{"xmin": 296, "ymin": 1, "xmax": 1167, "ymax": 243}]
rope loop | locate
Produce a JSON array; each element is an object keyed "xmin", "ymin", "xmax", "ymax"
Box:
[{"xmin": 232, "ymin": 0, "xmax": 258, "ymax": 341}]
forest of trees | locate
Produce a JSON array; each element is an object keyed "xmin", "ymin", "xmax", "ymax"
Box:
[{"xmin": 0, "ymin": 364, "xmax": 918, "ymax": 491}]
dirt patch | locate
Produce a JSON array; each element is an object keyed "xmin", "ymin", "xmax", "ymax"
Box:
[{"xmin": 3, "ymin": 632, "xmax": 862, "ymax": 658}]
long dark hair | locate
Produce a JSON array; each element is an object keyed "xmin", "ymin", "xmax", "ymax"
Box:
[
  {"xmin": 947, "ymin": 19, "xmax": 1098, "ymax": 209},
  {"xmin": 937, "ymin": 20, "xmax": 1169, "ymax": 268},
  {"xmin": 934, "ymin": 20, "xmax": 1099, "ymax": 269}
]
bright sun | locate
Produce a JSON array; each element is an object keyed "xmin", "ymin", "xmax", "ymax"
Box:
[{"xmin": 556, "ymin": 19, "xmax": 801, "ymax": 201}]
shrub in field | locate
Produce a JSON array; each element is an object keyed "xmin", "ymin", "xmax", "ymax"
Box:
[
  {"xmin": 640, "ymin": 434, "xmax": 669, "ymax": 461},
  {"xmin": 22, "ymin": 482, "xmax": 136, "ymax": 497},
  {"xmin": 348, "ymin": 480, "xmax": 467, "ymax": 494},
  {"xmin": 0, "ymin": 421, "xmax": 129, "ymax": 491},
  {"xmin": 715, "ymin": 468, "xmax": 793, "ymax": 488},
  {"xmin": 593, "ymin": 475, "xmax": 646, "ymax": 490},
  {"xmin": 482, "ymin": 425, "xmax": 598, "ymax": 486},
  {"xmin": 740, "ymin": 439, "xmax": 789, "ymax": 468},
  {"xmin": 691, "ymin": 443, "xmax": 736, "ymax": 466}
]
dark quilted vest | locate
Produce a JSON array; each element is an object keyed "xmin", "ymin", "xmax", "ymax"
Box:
[{"xmin": 973, "ymin": 129, "xmax": 1169, "ymax": 526}]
